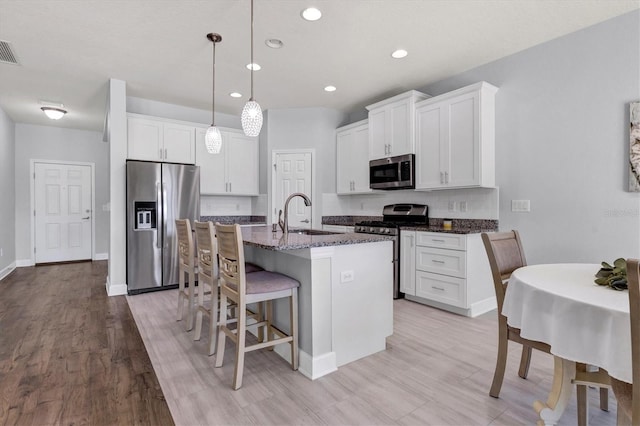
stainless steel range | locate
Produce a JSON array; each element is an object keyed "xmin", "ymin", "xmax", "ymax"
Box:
[{"xmin": 354, "ymin": 204, "xmax": 428, "ymax": 299}]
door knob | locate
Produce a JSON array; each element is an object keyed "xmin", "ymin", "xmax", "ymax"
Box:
[
  {"xmin": 301, "ymin": 219, "xmax": 310, "ymax": 223},
  {"xmin": 82, "ymin": 216, "xmax": 90, "ymax": 220}
]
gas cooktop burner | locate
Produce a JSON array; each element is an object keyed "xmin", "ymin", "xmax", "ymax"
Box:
[{"xmin": 354, "ymin": 221, "xmax": 399, "ymax": 228}]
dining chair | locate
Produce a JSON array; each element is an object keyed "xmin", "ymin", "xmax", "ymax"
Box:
[
  {"xmin": 610, "ymin": 258, "xmax": 640, "ymax": 425},
  {"xmin": 214, "ymin": 222, "xmax": 299, "ymax": 390},
  {"xmin": 192, "ymin": 220, "xmax": 266, "ymax": 355},
  {"xmin": 176, "ymin": 218, "xmax": 197, "ymax": 331}
]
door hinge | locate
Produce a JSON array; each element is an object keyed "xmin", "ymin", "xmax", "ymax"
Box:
[
  {"xmin": 273, "ymin": 163, "xmax": 277, "ymax": 170},
  {"xmin": 33, "ymin": 209, "xmax": 36, "ymax": 216}
]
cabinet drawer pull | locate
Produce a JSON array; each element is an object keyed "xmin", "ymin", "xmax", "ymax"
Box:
[
  {"xmin": 431, "ymin": 259, "xmax": 445, "ymax": 264},
  {"xmin": 431, "ymin": 239, "xmax": 445, "ymax": 243},
  {"xmin": 432, "ymin": 286, "xmax": 445, "ymax": 291}
]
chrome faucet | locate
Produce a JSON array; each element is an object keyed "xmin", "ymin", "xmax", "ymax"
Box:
[{"xmin": 278, "ymin": 192, "xmax": 312, "ymax": 234}]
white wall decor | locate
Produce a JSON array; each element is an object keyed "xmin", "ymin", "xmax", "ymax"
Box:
[{"xmin": 630, "ymin": 102, "xmax": 640, "ymax": 192}]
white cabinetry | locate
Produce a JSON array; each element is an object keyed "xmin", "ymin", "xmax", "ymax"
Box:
[
  {"xmin": 401, "ymin": 230, "xmax": 495, "ymax": 317},
  {"xmin": 366, "ymin": 90, "xmax": 430, "ymax": 159},
  {"xmin": 127, "ymin": 114, "xmax": 195, "ymax": 164},
  {"xmin": 322, "ymin": 225, "xmax": 354, "ymax": 233},
  {"xmin": 415, "ymin": 82, "xmax": 497, "ymax": 190},
  {"xmin": 336, "ymin": 120, "xmax": 371, "ymax": 194},
  {"xmin": 196, "ymin": 127, "xmax": 259, "ymax": 195}
]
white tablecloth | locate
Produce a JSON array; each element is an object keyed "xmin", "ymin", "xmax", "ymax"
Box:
[{"xmin": 502, "ymin": 263, "xmax": 631, "ymax": 383}]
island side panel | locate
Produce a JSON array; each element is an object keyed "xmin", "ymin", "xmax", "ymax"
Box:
[{"xmin": 330, "ymin": 241, "xmax": 394, "ymax": 366}]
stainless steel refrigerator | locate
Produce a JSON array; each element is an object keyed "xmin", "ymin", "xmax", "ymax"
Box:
[{"xmin": 126, "ymin": 160, "xmax": 200, "ymax": 294}]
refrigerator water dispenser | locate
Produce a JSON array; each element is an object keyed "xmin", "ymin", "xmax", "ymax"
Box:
[{"xmin": 134, "ymin": 201, "xmax": 156, "ymax": 230}]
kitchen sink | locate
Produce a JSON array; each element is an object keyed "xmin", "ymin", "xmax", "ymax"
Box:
[{"xmin": 289, "ymin": 229, "xmax": 342, "ymax": 236}]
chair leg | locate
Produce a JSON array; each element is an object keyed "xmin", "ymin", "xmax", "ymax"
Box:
[
  {"xmin": 266, "ymin": 300, "xmax": 274, "ymax": 351},
  {"xmin": 177, "ymin": 269, "xmax": 185, "ymax": 321},
  {"xmin": 186, "ymin": 271, "xmax": 196, "ymax": 331},
  {"xmin": 215, "ymin": 293, "xmax": 228, "ymax": 368},
  {"xmin": 618, "ymin": 402, "xmax": 632, "ymax": 426},
  {"xmin": 232, "ymin": 303, "xmax": 246, "ymax": 390},
  {"xmin": 490, "ymin": 325, "xmax": 508, "ymax": 398},
  {"xmin": 576, "ymin": 384, "xmax": 588, "ymax": 426},
  {"xmin": 208, "ymin": 285, "xmax": 218, "ymax": 356},
  {"xmin": 518, "ymin": 345, "xmax": 532, "ymax": 379},
  {"xmin": 290, "ymin": 288, "xmax": 299, "ymax": 371},
  {"xmin": 194, "ymin": 279, "xmax": 205, "ymax": 341},
  {"xmin": 257, "ymin": 302, "xmax": 265, "ymax": 343},
  {"xmin": 599, "ymin": 386, "xmax": 609, "ymax": 411}
]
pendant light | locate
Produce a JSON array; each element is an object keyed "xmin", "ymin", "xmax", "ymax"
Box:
[
  {"xmin": 205, "ymin": 32, "xmax": 223, "ymax": 154},
  {"xmin": 241, "ymin": 0, "xmax": 263, "ymax": 137}
]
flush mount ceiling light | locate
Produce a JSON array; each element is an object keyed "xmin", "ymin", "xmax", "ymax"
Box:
[
  {"xmin": 391, "ymin": 49, "xmax": 408, "ymax": 59},
  {"xmin": 301, "ymin": 7, "xmax": 322, "ymax": 21},
  {"xmin": 246, "ymin": 62, "xmax": 261, "ymax": 71},
  {"xmin": 205, "ymin": 32, "xmax": 223, "ymax": 154},
  {"xmin": 324, "ymin": 85, "xmax": 336, "ymax": 92},
  {"xmin": 41, "ymin": 106, "xmax": 67, "ymax": 120},
  {"xmin": 230, "ymin": 92, "xmax": 242, "ymax": 98},
  {"xmin": 241, "ymin": 0, "xmax": 263, "ymax": 137},
  {"xmin": 265, "ymin": 38, "xmax": 283, "ymax": 49}
]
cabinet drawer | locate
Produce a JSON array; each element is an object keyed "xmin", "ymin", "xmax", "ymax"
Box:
[
  {"xmin": 416, "ymin": 232, "xmax": 466, "ymax": 250},
  {"xmin": 416, "ymin": 271, "xmax": 465, "ymax": 307},
  {"xmin": 416, "ymin": 246, "xmax": 466, "ymax": 278}
]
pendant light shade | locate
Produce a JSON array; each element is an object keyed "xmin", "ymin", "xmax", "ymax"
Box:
[
  {"xmin": 241, "ymin": 0, "xmax": 263, "ymax": 137},
  {"xmin": 206, "ymin": 32, "xmax": 223, "ymax": 154},
  {"xmin": 241, "ymin": 100, "xmax": 263, "ymax": 137}
]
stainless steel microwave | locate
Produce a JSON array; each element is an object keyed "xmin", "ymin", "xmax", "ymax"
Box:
[{"xmin": 369, "ymin": 154, "xmax": 415, "ymax": 190}]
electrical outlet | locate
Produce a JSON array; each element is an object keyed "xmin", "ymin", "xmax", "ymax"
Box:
[
  {"xmin": 340, "ymin": 270, "xmax": 354, "ymax": 283},
  {"xmin": 511, "ymin": 200, "xmax": 531, "ymax": 212},
  {"xmin": 459, "ymin": 201, "xmax": 467, "ymax": 212}
]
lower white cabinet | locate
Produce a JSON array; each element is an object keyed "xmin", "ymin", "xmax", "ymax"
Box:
[
  {"xmin": 400, "ymin": 230, "xmax": 495, "ymax": 317},
  {"xmin": 196, "ymin": 127, "xmax": 258, "ymax": 195}
]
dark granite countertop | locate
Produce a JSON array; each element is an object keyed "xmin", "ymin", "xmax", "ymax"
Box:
[
  {"xmin": 241, "ymin": 226, "xmax": 393, "ymax": 251},
  {"xmin": 322, "ymin": 216, "xmax": 498, "ymax": 234},
  {"xmin": 200, "ymin": 215, "xmax": 266, "ymax": 225}
]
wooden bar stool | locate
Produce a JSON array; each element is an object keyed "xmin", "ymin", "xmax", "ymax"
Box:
[
  {"xmin": 214, "ymin": 222, "xmax": 299, "ymax": 390},
  {"xmin": 175, "ymin": 219, "xmax": 197, "ymax": 331},
  {"xmin": 193, "ymin": 221, "xmax": 265, "ymax": 355}
]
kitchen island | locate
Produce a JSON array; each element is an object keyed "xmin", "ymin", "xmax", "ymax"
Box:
[{"xmin": 240, "ymin": 226, "xmax": 394, "ymax": 380}]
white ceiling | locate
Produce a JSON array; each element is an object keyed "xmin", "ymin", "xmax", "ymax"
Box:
[{"xmin": 0, "ymin": 0, "xmax": 638, "ymax": 132}]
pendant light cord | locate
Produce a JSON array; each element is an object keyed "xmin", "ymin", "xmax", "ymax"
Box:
[
  {"xmin": 212, "ymin": 38, "xmax": 216, "ymax": 126},
  {"xmin": 250, "ymin": 0, "xmax": 254, "ymax": 101}
]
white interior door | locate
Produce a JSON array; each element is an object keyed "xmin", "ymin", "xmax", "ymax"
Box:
[
  {"xmin": 35, "ymin": 162, "xmax": 92, "ymax": 263},
  {"xmin": 274, "ymin": 152, "xmax": 312, "ymax": 229}
]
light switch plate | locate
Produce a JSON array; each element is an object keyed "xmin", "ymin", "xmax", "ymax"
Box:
[
  {"xmin": 340, "ymin": 270, "xmax": 354, "ymax": 283},
  {"xmin": 511, "ymin": 200, "xmax": 531, "ymax": 212}
]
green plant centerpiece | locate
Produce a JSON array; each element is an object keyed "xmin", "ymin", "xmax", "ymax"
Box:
[{"xmin": 594, "ymin": 258, "xmax": 627, "ymax": 290}]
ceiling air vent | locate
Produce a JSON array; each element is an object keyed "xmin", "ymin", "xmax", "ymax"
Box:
[{"xmin": 0, "ymin": 40, "xmax": 19, "ymax": 65}]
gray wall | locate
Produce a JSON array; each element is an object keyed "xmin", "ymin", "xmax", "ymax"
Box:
[
  {"xmin": 416, "ymin": 10, "xmax": 640, "ymax": 263},
  {"xmin": 14, "ymin": 124, "xmax": 110, "ymax": 262},
  {"xmin": 261, "ymin": 107, "xmax": 349, "ymax": 224},
  {"xmin": 0, "ymin": 107, "xmax": 16, "ymax": 272}
]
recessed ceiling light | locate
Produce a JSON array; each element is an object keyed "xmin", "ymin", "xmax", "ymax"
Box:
[
  {"xmin": 230, "ymin": 92, "xmax": 242, "ymax": 98},
  {"xmin": 301, "ymin": 7, "xmax": 322, "ymax": 21},
  {"xmin": 391, "ymin": 49, "xmax": 408, "ymax": 59},
  {"xmin": 265, "ymin": 38, "xmax": 283, "ymax": 49},
  {"xmin": 324, "ymin": 85, "xmax": 336, "ymax": 92},
  {"xmin": 246, "ymin": 63, "xmax": 261, "ymax": 71}
]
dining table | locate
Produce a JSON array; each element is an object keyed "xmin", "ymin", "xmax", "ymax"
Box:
[{"xmin": 502, "ymin": 263, "xmax": 631, "ymax": 426}]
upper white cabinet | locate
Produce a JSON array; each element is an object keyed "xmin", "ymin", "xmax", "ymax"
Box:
[
  {"xmin": 127, "ymin": 114, "xmax": 195, "ymax": 164},
  {"xmin": 415, "ymin": 82, "xmax": 498, "ymax": 190},
  {"xmin": 336, "ymin": 120, "xmax": 372, "ymax": 194},
  {"xmin": 366, "ymin": 90, "xmax": 430, "ymax": 159},
  {"xmin": 196, "ymin": 127, "xmax": 259, "ymax": 196}
]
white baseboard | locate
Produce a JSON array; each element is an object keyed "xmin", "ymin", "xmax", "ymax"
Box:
[
  {"xmin": 404, "ymin": 295, "xmax": 497, "ymax": 318},
  {"xmin": 469, "ymin": 296, "xmax": 497, "ymax": 317},
  {"xmin": 16, "ymin": 259, "xmax": 34, "ymax": 267},
  {"xmin": 106, "ymin": 276, "xmax": 127, "ymax": 296},
  {"xmin": 0, "ymin": 262, "xmax": 16, "ymax": 281},
  {"xmin": 94, "ymin": 252, "xmax": 108, "ymax": 261}
]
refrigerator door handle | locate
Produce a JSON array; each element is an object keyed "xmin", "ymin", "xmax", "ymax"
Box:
[
  {"xmin": 162, "ymin": 181, "xmax": 168, "ymax": 248},
  {"xmin": 156, "ymin": 182, "xmax": 162, "ymax": 249}
]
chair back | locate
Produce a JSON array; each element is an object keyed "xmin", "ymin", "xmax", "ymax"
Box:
[
  {"xmin": 194, "ymin": 221, "xmax": 217, "ymax": 281},
  {"xmin": 214, "ymin": 223, "xmax": 246, "ymax": 300},
  {"xmin": 481, "ymin": 231, "xmax": 527, "ymax": 314},
  {"xmin": 175, "ymin": 219, "xmax": 194, "ymax": 269}
]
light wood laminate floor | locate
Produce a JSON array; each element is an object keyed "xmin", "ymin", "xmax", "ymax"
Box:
[{"xmin": 128, "ymin": 288, "xmax": 618, "ymax": 425}]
